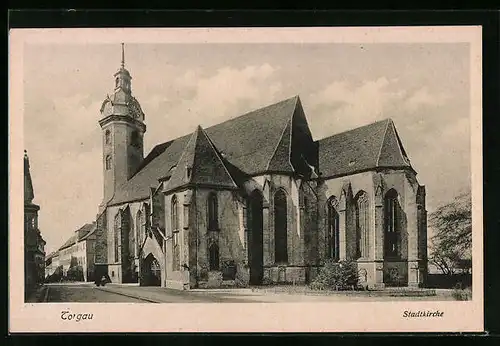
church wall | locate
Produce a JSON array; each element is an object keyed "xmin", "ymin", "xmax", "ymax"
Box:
[
  {"xmin": 192, "ymin": 189, "xmax": 246, "ymax": 288},
  {"xmin": 258, "ymin": 174, "xmax": 306, "ymax": 284},
  {"xmin": 106, "ymin": 200, "xmax": 147, "ymax": 284},
  {"xmin": 301, "ymin": 180, "xmax": 320, "ymax": 282},
  {"xmin": 319, "ymin": 171, "xmax": 376, "ymax": 263},
  {"xmin": 164, "ymin": 190, "xmax": 190, "ymax": 290},
  {"xmin": 316, "ymin": 169, "xmax": 426, "ymax": 288}
]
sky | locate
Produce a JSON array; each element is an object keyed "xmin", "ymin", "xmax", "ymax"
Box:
[{"xmin": 23, "ymin": 42, "xmax": 471, "ymax": 254}]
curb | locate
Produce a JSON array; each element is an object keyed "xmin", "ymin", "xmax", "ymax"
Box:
[{"xmin": 96, "ymin": 287, "xmax": 160, "ymax": 303}]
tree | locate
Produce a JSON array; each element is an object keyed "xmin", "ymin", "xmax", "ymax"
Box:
[{"xmin": 429, "ymin": 191, "xmax": 472, "ymax": 275}]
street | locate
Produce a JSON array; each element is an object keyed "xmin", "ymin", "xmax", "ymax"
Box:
[
  {"xmin": 45, "ymin": 283, "xmax": 149, "ymax": 303},
  {"xmin": 40, "ymin": 283, "xmax": 458, "ymax": 303}
]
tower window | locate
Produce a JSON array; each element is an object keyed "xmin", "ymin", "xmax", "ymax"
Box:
[
  {"xmin": 131, "ymin": 131, "xmax": 140, "ymax": 148},
  {"xmin": 115, "ymin": 77, "xmax": 119, "ymax": 88},
  {"xmin": 105, "ymin": 155, "xmax": 112, "ymax": 170},
  {"xmin": 105, "ymin": 130, "xmax": 111, "ymax": 145}
]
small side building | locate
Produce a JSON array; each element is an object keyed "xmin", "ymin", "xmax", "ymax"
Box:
[{"xmin": 57, "ymin": 222, "xmax": 97, "ymax": 282}]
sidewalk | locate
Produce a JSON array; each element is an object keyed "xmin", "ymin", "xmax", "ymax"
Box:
[{"xmin": 95, "ymin": 283, "xmax": 454, "ymax": 303}]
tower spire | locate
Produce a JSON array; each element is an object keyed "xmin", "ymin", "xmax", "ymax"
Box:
[{"xmin": 121, "ymin": 43, "xmax": 125, "ymax": 69}]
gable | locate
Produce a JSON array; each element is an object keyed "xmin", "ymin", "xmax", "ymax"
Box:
[
  {"xmin": 164, "ymin": 126, "xmax": 238, "ymax": 192},
  {"xmin": 377, "ymin": 120, "xmax": 411, "ymax": 168}
]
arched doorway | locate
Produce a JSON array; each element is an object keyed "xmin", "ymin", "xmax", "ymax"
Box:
[
  {"xmin": 143, "ymin": 253, "xmax": 161, "ymax": 286},
  {"xmin": 248, "ymin": 190, "xmax": 264, "ymax": 285}
]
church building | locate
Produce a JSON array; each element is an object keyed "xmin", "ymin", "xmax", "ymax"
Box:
[{"xmin": 93, "ymin": 45, "xmax": 428, "ymax": 290}]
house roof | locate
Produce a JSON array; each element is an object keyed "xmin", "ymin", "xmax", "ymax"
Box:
[
  {"xmin": 163, "ymin": 126, "xmax": 238, "ymax": 193},
  {"xmin": 317, "ymin": 118, "xmax": 412, "ymax": 179},
  {"xmin": 58, "ymin": 222, "xmax": 97, "ymax": 251},
  {"xmin": 108, "ymin": 95, "xmax": 299, "ymax": 205}
]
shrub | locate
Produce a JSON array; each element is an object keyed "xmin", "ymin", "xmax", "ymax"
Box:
[
  {"xmin": 452, "ymin": 284, "xmax": 472, "ymax": 301},
  {"xmin": 66, "ymin": 265, "xmax": 84, "ymax": 282},
  {"xmin": 310, "ymin": 259, "xmax": 360, "ymax": 291}
]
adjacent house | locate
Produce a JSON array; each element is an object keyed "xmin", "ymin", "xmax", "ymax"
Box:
[
  {"xmin": 57, "ymin": 222, "xmax": 97, "ymax": 282},
  {"xmin": 24, "ymin": 150, "xmax": 46, "ymax": 299}
]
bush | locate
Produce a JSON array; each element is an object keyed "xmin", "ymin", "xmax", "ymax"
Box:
[
  {"xmin": 66, "ymin": 265, "xmax": 84, "ymax": 282},
  {"xmin": 310, "ymin": 259, "xmax": 360, "ymax": 291},
  {"xmin": 452, "ymin": 284, "xmax": 472, "ymax": 301}
]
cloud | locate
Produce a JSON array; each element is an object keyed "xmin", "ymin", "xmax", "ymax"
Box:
[
  {"xmin": 142, "ymin": 63, "xmax": 283, "ymax": 152},
  {"xmin": 405, "ymin": 87, "xmax": 451, "ymax": 112},
  {"xmin": 307, "ymin": 77, "xmax": 407, "ymax": 138}
]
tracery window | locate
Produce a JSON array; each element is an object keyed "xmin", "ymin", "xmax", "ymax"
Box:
[
  {"xmin": 355, "ymin": 191, "xmax": 369, "ymax": 258},
  {"xmin": 327, "ymin": 197, "xmax": 340, "ymax": 261},
  {"xmin": 209, "ymin": 242, "xmax": 220, "ymax": 271},
  {"xmin": 171, "ymin": 196, "xmax": 180, "ymax": 271},
  {"xmin": 274, "ymin": 189, "xmax": 288, "ymax": 263},
  {"xmin": 384, "ymin": 189, "xmax": 401, "ymax": 258},
  {"xmin": 208, "ymin": 192, "xmax": 218, "ymax": 231},
  {"xmin": 114, "ymin": 212, "xmax": 121, "ymax": 263}
]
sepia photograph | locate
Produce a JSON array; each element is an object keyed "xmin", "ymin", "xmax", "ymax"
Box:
[{"xmin": 10, "ymin": 26, "xmax": 483, "ymax": 332}]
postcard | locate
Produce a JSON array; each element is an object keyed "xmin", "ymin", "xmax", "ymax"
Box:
[{"xmin": 9, "ymin": 26, "xmax": 483, "ymax": 333}]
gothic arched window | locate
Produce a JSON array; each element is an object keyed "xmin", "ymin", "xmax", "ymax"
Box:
[
  {"xmin": 105, "ymin": 155, "xmax": 112, "ymax": 170},
  {"xmin": 171, "ymin": 196, "xmax": 180, "ymax": 271},
  {"xmin": 355, "ymin": 191, "xmax": 369, "ymax": 258},
  {"xmin": 209, "ymin": 242, "xmax": 219, "ymax": 271},
  {"xmin": 105, "ymin": 130, "xmax": 111, "ymax": 145},
  {"xmin": 114, "ymin": 212, "xmax": 121, "ymax": 263},
  {"xmin": 327, "ymin": 197, "xmax": 340, "ymax": 261},
  {"xmin": 274, "ymin": 189, "xmax": 288, "ymax": 263},
  {"xmin": 384, "ymin": 189, "xmax": 401, "ymax": 258},
  {"xmin": 208, "ymin": 192, "xmax": 218, "ymax": 231},
  {"xmin": 135, "ymin": 210, "xmax": 142, "ymax": 256}
]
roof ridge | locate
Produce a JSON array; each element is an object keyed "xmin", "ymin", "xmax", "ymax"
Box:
[
  {"xmin": 317, "ymin": 118, "xmax": 392, "ymax": 142},
  {"xmin": 390, "ymin": 119, "xmax": 412, "ymax": 165},
  {"xmin": 265, "ymin": 96, "xmax": 298, "ymax": 172},
  {"xmin": 376, "ymin": 119, "xmax": 391, "ymax": 167}
]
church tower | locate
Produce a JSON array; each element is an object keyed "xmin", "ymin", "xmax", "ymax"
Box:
[{"xmin": 99, "ymin": 43, "xmax": 146, "ymax": 205}]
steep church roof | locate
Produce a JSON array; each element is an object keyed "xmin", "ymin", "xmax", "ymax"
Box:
[
  {"xmin": 317, "ymin": 118, "xmax": 412, "ymax": 179},
  {"xmin": 163, "ymin": 126, "xmax": 238, "ymax": 193},
  {"xmin": 108, "ymin": 96, "xmax": 300, "ymax": 205}
]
